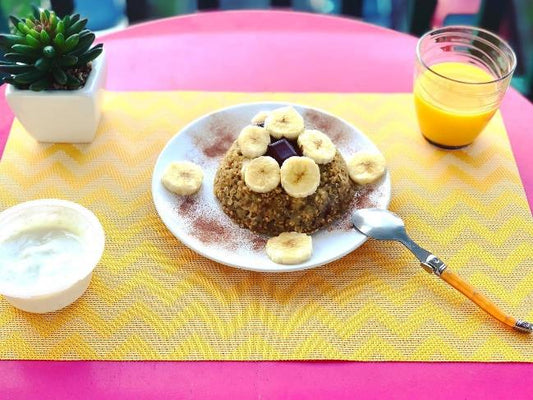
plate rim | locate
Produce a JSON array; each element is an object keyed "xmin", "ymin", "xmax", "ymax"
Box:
[{"xmin": 151, "ymin": 101, "xmax": 391, "ymax": 272}]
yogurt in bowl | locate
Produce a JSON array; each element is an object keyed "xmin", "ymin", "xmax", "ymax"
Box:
[{"xmin": 0, "ymin": 199, "xmax": 105, "ymax": 313}]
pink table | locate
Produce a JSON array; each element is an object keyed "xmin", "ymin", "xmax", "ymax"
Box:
[{"xmin": 1, "ymin": 11, "xmax": 532, "ymax": 399}]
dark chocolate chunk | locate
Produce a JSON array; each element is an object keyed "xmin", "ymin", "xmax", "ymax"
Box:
[{"xmin": 267, "ymin": 138, "xmax": 298, "ymax": 165}]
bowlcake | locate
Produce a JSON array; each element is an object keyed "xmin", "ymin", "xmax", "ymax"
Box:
[{"xmin": 214, "ymin": 106, "xmax": 357, "ymax": 236}]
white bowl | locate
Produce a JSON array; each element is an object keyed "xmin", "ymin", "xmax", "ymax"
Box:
[{"xmin": 0, "ymin": 199, "xmax": 105, "ymax": 313}]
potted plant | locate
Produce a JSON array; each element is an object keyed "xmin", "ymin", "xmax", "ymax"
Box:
[{"xmin": 0, "ymin": 7, "xmax": 105, "ymax": 143}]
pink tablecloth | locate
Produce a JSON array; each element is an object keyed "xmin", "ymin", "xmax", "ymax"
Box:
[{"xmin": 0, "ymin": 10, "xmax": 532, "ymax": 399}]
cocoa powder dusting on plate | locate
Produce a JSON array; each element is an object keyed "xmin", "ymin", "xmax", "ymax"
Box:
[
  {"xmin": 178, "ymin": 196, "xmax": 197, "ymax": 214},
  {"xmin": 195, "ymin": 114, "xmax": 236, "ymax": 158},
  {"xmin": 304, "ymin": 109, "xmax": 350, "ymax": 144},
  {"xmin": 251, "ymin": 235, "xmax": 268, "ymax": 251},
  {"xmin": 176, "ymin": 196, "xmax": 231, "ymax": 245},
  {"xmin": 353, "ymin": 186, "xmax": 374, "ymax": 209},
  {"xmin": 192, "ymin": 217, "xmax": 229, "ymax": 245}
]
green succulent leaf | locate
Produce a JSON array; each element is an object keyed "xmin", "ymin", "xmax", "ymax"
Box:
[
  {"xmin": 66, "ymin": 19, "xmax": 88, "ymax": 36},
  {"xmin": 4, "ymin": 52, "xmax": 36, "ymax": 63},
  {"xmin": 29, "ymin": 78, "xmax": 50, "ymax": 91},
  {"xmin": 3, "ymin": 75, "xmax": 17, "ymax": 85},
  {"xmin": 25, "ymin": 34, "xmax": 41, "ymax": 49},
  {"xmin": 63, "ymin": 34, "xmax": 80, "ymax": 52},
  {"xmin": 35, "ymin": 57, "xmax": 52, "ymax": 71},
  {"xmin": 40, "ymin": 30, "xmax": 51, "ymax": 44},
  {"xmin": 0, "ymin": 33, "xmax": 24, "ymax": 49},
  {"xmin": 76, "ymin": 44, "xmax": 103, "ymax": 65},
  {"xmin": 31, "ymin": 5, "xmax": 41, "ymax": 20},
  {"xmin": 25, "ymin": 18, "xmax": 35, "ymax": 28},
  {"xmin": 66, "ymin": 74, "xmax": 82, "ymax": 88},
  {"xmin": 52, "ymin": 68, "xmax": 68, "ymax": 85},
  {"xmin": 44, "ymin": 9, "xmax": 51, "ymax": 20},
  {"xmin": 53, "ymin": 33, "xmax": 65, "ymax": 49},
  {"xmin": 28, "ymin": 28, "xmax": 41, "ymax": 40},
  {"xmin": 59, "ymin": 54, "xmax": 78, "ymax": 67},
  {"xmin": 13, "ymin": 69, "xmax": 46, "ymax": 84},
  {"xmin": 78, "ymin": 29, "xmax": 93, "ymax": 39},
  {"xmin": 50, "ymin": 14, "xmax": 58, "ymax": 30},
  {"xmin": 63, "ymin": 15, "xmax": 71, "ymax": 28},
  {"xmin": 9, "ymin": 16, "xmax": 22, "ymax": 29},
  {"xmin": 11, "ymin": 44, "xmax": 40, "ymax": 55},
  {"xmin": 56, "ymin": 20, "xmax": 65, "ymax": 35},
  {"xmin": 67, "ymin": 33, "xmax": 95, "ymax": 56},
  {"xmin": 43, "ymin": 45, "xmax": 56, "ymax": 58},
  {"xmin": 0, "ymin": 62, "xmax": 35, "ymax": 74},
  {"xmin": 17, "ymin": 22, "xmax": 30, "ymax": 35},
  {"xmin": 70, "ymin": 14, "xmax": 81, "ymax": 26}
]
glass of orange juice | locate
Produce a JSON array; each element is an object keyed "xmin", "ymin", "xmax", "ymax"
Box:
[{"xmin": 414, "ymin": 26, "xmax": 516, "ymax": 149}]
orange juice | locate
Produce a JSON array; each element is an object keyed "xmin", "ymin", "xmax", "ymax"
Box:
[{"xmin": 414, "ymin": 62, "xmax": 498, "ymax": 148}]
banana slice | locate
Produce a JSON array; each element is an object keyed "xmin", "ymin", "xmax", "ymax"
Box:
[
  {"xmin": 237, "ymin": 125, "xmax": 270, "ymax": 158},
  {"xmin": 161, "ymin": 161, "xmax": 203, "ymax": 195},
  {"xmin": 280, "ymin": 156, "xmax": 320, "ymax": 198},
  {"xmin": 264, "ymin": 106, "xmax": 305, "ymax": 140},
  {"xmin": 297, "ymin": 129, "xmax": 336, "ymax": 164},
  {"xmin": 347, "ymin": 152, "xmax": 386, "ymax": 185},
  {"xmin": 251, "ymin": 111, "xmax": 269, "ymax": 126},
  {"xmin": 244, "ymin": 156, "xmax": 281, "ymax": 193},
  {"xmin": 266, "ymin": 232, "xmax": 313, "ymax": 264}
]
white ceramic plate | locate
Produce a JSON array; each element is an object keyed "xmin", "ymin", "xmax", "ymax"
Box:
[{"xmin": 152, "ymin": 102, "xmax": 391, "ymax": 272}]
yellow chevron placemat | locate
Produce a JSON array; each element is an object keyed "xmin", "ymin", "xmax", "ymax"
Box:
[{"xmin": 0, "ymin": 92, "xmax": 532, "ymax": 361}]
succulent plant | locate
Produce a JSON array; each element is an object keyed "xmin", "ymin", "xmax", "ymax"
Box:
[{"xmin": 0, "ymin": 7, "xmax": 103, "ymax": 91}]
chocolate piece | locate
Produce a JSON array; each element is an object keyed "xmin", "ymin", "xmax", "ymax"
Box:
[{"xmin": 267, "ymin": 138, "xmax": 298, "ymax": 165}]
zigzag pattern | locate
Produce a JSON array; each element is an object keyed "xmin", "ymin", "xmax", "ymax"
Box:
[{"xmin": 0, "ymin": 92, "xmax": 532, "ymax": 362}]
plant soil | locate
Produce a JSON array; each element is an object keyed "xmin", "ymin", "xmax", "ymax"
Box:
[{"xmin": 51, "ymin": 63, "xmax": 92, "ymax": 90}]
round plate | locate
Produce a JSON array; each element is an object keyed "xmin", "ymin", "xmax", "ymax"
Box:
[{"xmin": 152, "ymin": 102, "xmax": 391, "ymax": 272}]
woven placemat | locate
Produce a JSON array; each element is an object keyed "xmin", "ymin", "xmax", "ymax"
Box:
[{"xmin": 0, "ymin": 91, "xmax": 531, "ymax": 361}]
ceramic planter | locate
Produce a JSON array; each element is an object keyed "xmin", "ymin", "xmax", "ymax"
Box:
[{"xmin": 5, "ymin": 50, "xmax": 107, "ymax": 143}]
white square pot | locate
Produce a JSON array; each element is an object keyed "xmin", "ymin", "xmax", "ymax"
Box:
[{"xmin": 5, "ymin": 50, "xmax": 107, "ymax": 143}]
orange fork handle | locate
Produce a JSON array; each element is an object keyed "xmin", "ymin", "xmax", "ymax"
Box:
[{"xmin": 440, "ymin": 268, "xmax": 517, "ymax": 329}]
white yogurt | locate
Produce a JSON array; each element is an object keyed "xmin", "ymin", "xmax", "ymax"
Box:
[
  {"xmin": 0, "ymin": 226, "xmax": 86, "ymax": 292},
  {"xmin": 0, "ymin": 199, "xmax": 105, "ymax": 313}
]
